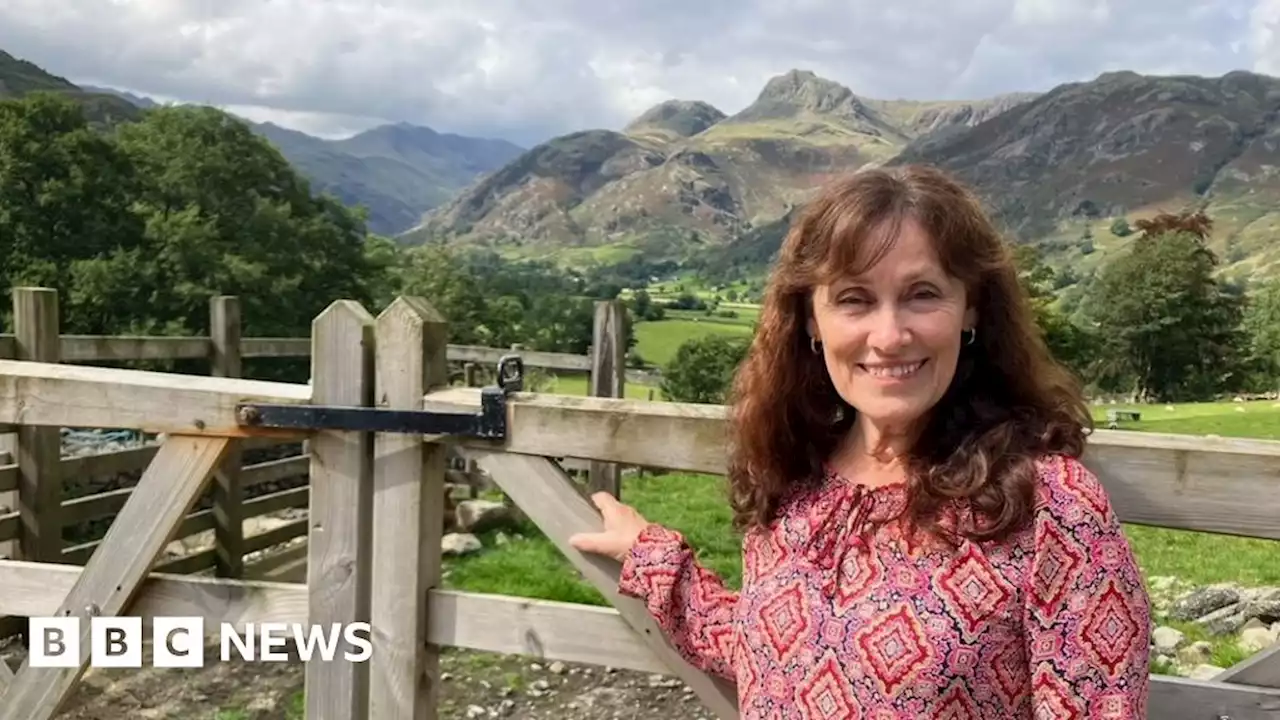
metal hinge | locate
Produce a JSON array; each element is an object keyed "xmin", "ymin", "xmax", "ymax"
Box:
[{"xmin": 236, "ymin": 354, "xmax": 523, "ymax": 439}]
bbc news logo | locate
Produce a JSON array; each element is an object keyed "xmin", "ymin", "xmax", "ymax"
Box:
[{"xmin": 29, "ymin": 617, "xmax": 372, "ymax": 668}]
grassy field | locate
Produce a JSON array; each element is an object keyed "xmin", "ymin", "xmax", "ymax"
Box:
[{"xmin": 443, "ymin": 395, "xmax": 1280, "ymax": 674}]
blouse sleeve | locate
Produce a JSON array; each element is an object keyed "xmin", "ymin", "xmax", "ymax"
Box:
[
  {"xmin": 618, "ymin": 523, "xmax": 741, "ymax": 680},
  {"xmin": 1023, "ymin": 456, "xmax": 1152, "ymax": 718}
]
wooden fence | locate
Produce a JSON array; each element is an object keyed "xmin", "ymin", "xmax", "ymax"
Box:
[{"xmin": 0, "ymin": 288, "xmax": 1276, "ymax": 718}]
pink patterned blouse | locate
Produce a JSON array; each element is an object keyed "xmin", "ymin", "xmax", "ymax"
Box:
[{"xmin": 618, "ymin": 454, "xmax": 1152, "ymax": 718}]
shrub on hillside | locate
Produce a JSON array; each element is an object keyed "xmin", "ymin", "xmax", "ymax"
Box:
[{"xmin": 660, "ymin": 334, "xmax": 751, "ymax": 404}]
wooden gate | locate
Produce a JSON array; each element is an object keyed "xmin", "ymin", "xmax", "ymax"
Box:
[{"xmin": 0, "ymin": 293, "xmax": 1277, "ymax": 719}]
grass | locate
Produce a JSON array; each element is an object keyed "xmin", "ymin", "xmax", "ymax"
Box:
[{"xmin": 634, "ymin": 317, "xmax": 755, "ymax": 367}]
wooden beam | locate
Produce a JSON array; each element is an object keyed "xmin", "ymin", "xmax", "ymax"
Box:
[
  {"xmin": 428, "ymin": 591, "xmax": 668, "ymax": 674},
  {"xmin": 0, "ymin": 435, "xmax": 230, "ymax": 720},
  {"xmin": 445, "ymin": 344, "xmax": 590, "ymax": 372},
  {"xmin": 0, "ymin": 559, "xmax": 1277, "ymax": 717},
  {"xmin": 58, "ymin": 336, "xmax": 210, "ymax": 362},
  {"xmin": 1148, "ymin": 673, "xmax": 1280, "ymax": 719},
  {"xmin": 242, "ymin": 455, "xmax": 309, "ymax": 489},
  {"xmin": 305, "ymin": 300, "xmax": 376, "ymax": 719},
  {"xmin": 424, "ymin": 389, "xmax": 1280, "ymax": 540},
  {"xmin": 474, "ymin": 451, "xmax": 740, "ymax": 719},
  {"xmin": 0, "ymin": 559, "xmax": 308, "ymax": 626},
  {"xmin": 369, "ymin": 296, "xmax": 447, "ymax": 720},
  {"xmin": 0, "ymin": 359, "xmax": 311, "ymax": 435}
]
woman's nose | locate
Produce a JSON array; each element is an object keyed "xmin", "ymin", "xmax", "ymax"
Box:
[{"xmin": 868, "ymin": 306, "xmax": 911, "ymax": 350}]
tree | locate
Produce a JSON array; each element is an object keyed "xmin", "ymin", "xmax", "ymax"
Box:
[
  {"xmin": 1083, "ymin": 213, "xmax": 1248, "ymax": 401},
  {"xmin": 1242, "ymin": 278, "xmax": 1280, "ymax": 392},
  {"xmin": 660, "ymin": 334, "xmax": 751, "ymax": 404},
  {"xmin": 0, "ymin": 92, "xmax": 144, "ymax": 317},
  {"xmin": 1008, "ymin": 243, "xmax": 1097, "ymax": 379},
  {"xmin": 78, "ymin": 104, "xmax": 379, "ymax": 337}
]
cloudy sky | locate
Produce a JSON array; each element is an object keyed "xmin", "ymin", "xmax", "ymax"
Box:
[{"xmin": 0, "ymin": 0, "xmax": 1274, "ymax": 147}]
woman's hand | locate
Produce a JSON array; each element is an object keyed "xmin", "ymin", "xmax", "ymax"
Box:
[{"xmin": 569, "ymin": 492, "xmax": 650, "ymax": 563}]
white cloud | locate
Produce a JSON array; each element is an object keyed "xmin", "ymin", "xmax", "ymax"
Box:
[{"xmin": 0, "ymin": 0, "xmax": 1262, "ymax": 147}]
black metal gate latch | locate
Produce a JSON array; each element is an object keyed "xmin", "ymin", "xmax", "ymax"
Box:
[{"xmin": 235, "ymin": 355, "xmax": 523, "ymax": 440}]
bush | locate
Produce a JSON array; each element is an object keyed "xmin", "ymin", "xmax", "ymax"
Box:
[{"xmin": 660, "ymin": 335, "xmax": 751, "ymax": 404}]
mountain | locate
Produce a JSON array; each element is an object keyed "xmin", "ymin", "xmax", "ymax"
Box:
[
  {"xmin": 0, "ymin": 49, "xmax": 140, "ymax": 126},
  {"xmin": 405, "ymin": 69, "xmax": 1037, "ymax": 263},
  {"xmin": 889, "ymin": 69, "xmax": 1280, "ymax": 281},
  {"xmin": 411, "ymin": 66, "xmax": 1280, "ymax": 285},
  {"xmin": 248, "ymin": 121, "xmax": 524, "ymax": 235},
  {"xmin": 1, "ymin": 49, "xmax": 523, "ymax": 236}
]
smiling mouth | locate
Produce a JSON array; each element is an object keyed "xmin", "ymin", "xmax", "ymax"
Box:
[{"xmin": 859, "ymin": 359, "xmax": 927, "ymax": 379}]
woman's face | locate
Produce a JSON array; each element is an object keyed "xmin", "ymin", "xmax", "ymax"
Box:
[{"xmin": 806, "ymin": 217, "xmax": 977, "ymax": 431}]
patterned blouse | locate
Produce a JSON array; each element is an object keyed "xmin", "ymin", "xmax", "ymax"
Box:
[{"xmin": 618, "ymin": 454, "xmax": 1152, "ymax": 719}]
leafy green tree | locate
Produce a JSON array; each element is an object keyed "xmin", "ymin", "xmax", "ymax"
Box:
[
  {"xmin": 660, "ymin": 334, "xmax": 751, "ymax": 404},
  {"xmin": 1083, "ymin": 212, "xmax": 1248, "ymax": 401},
  {"xmin": 1242, "ymin": 278, "xmax": 1280, "ymax": 392},
  {"xmin": 0, "ymin": 92, "xmax": 144, "ymax": 314},
  {"xmin": 77, "ymin": 105, "xmax": 378, "ymax": 337},
  {"xmin": 1008, "ymin": 243, "xmax": 1097, "ymax": 379}
]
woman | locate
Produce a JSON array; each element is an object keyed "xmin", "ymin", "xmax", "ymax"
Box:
[{"xmin": 570, "ymin": 164, "xmax": 1152, "ymax": 718}]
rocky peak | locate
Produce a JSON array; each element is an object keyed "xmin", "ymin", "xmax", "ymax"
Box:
[
  {"xmin": 741, "ymin": 69, "xmax": 871, "ymax": 121},
  {"xmin": 625, "ymin": 99, "xmax": 726, "ymax": 138}
]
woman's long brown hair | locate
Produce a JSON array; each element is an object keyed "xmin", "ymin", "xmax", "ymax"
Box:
[{"xmin": 724, "ymin": 164, "xmax": 1092, "ymax": 542}]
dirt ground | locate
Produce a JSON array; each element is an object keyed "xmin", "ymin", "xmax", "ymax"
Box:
[{"xmin": 1, "ymin": 635, "xmax": 715, "ymax": 720}]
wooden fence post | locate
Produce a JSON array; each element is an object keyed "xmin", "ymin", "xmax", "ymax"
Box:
[
  {"xmin": 307, "ymin": 300, "xmax": 377, "ymax": 719},
  {"xmin": 13, "ymin": 288, "xmax": 62, "ymax": 564},
  {"xmin": 210, "ymin": 296, "xmax": 244, "ymax": 578},
  {"xmin": 369, "ymin": 296, "xmax": 447, "ymax": 719},
  {"xmin": 588, "ymin": 299, "xmax": 626, "ymax": 497}
]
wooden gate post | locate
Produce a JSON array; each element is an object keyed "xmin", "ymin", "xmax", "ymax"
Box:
[
  {"xmin": 210, "ymin": 295, "xmax": 244, "ymax": 578},
  {"xmin": 368, "ymin": 297, "xmax": 447, "ymax": 719},
  {"xmin": 13, "ymin": 287, "xmax": 62, "ymax": 567},
  {"xmin": 306, "ymin": 300, "xmax": 377, "ymax": 719},
  {"xmin": 588, "ymin": 299, "xmax": 626, "ymax": 497}
]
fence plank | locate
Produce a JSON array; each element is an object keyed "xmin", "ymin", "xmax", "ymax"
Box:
[
  {"xmin": 473, "ymin": 451, "xmax": 740, "ymax": 719},
  {"xmin": 369, "ymin": 296, "xmax": 447, "ymax": 720},
  {"xmin": 0, "ymin": 359, "xmax": 311, "ymax": 435},
  {"xmin": 58, "ymin": 336, "xmax": 210, "ymax": 362},
  {"xmin": 305, "ymin": 300, "xmax": 376, "ymax": 720},
  {"xmin": 423, "ymin": 390, "xmax": 1280, "ymax": 540},
  {"xmin": 0, "ymin": 435, "xmax": 229, "ymax": 720}
]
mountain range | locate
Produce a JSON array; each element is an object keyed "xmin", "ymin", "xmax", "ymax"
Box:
[
  {"xmin": 8, "ymin": 46, "xmax": 1280, "ymax": 286},
  {"xmin": 410, "ymin": 67, "xmax": 1280, "ymax": 288},
  {"xmin": 0, "ymin": 49, "xmax": 524, "ymax": 237}
]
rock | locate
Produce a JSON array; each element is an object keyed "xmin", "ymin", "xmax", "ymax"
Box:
[
  {"xmin": 1200, "ymin": 606, "xmax": 1247, "ymax": 636},
  {"xmin": 455, "ymin": 499, "xmax": 514, "ymax": 534},
  {"xmin": 442, "ymin": 533, "xmax": 483, "ymax": 556},
  {"xmin": 1245, "ymin": 597, "xmax": 1280, "ymax": 624},
  {"xmin": 549, "ymin": 661, "xmax": 567, "ymax": 675},
  {"xmin": 1151, "ymin": 626, "xmax": 1184, "ymax": 653},
  {"xmin": 1177, "ymin": 641, "xmax": 1214, "ymax": 666},
  {"xmin": 1240, "ymin": 623, "xmax": 1280, "ymax": 653},
  {"xmin": 1170, "ymin": 585, "xmax": 1239, "ymax": 621},
  {"xmin": 465, "ymin": 705, "xmax": 486, "ymax": 718}
]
